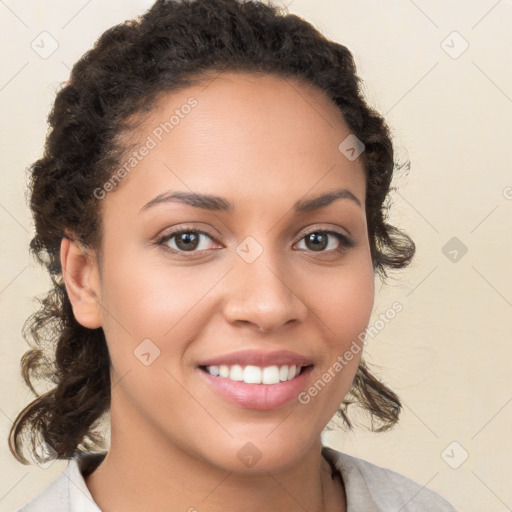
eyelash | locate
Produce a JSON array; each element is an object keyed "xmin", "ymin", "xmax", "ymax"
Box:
[{"xmin": 155, "ymin": 226, "xmax": 354, "ymax": 257}]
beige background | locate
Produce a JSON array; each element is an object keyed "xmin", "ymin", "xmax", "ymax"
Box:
[{"xmin": 1, "ymin": 1, "xmax": 511, "ymax": 511}]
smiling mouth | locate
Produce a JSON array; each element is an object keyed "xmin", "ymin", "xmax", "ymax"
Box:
[{"xmin": 199, "ymin": 364, "xmax": 313, "ymax": 385}]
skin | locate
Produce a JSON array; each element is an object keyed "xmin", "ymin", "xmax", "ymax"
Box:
[{"xmin": 61, "ymin": 71, "xmax": 375, "ymax": 512}]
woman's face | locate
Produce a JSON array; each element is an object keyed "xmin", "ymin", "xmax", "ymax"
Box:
[{"xmin": 81, "ymin": 72, "xmax": 374, "ymax": 471}]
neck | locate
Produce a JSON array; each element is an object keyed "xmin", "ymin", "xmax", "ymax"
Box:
[{"xmin": 84, "ymin": 403, "xmax": 345, "ymax": 512}]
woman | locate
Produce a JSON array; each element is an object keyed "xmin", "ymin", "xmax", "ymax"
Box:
[{"xmin": 10, "ymin": 0, "xmax": 457, "ymax": 510}]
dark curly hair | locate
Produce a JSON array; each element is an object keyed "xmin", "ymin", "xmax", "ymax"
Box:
[{"xmin": 9, "ymin": 0, "xmax": 415, "ymax": 465}]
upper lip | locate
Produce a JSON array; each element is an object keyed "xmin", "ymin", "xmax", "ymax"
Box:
[{"xmin": 198, "ymin": 349, "xmax": 314, "ymax": 368}]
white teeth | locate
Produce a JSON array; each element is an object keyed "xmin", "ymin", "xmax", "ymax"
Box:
[
  {"xmin": 262, "ymin": 366, "xmax": 280, "ymax": 385},
  {"xmin": 243, "ymin": 365, "xmax": 262, "ymax": 384},
  {"xmin": 209, "ymin": 365, "xmax": 220, "ymax": 376},
  {"xmin": 205, "ymin": 363, "xmax": 304, "ymax": 384},
  {"xmin": 229, "ymin": 364, "xmax": 244, "ymax": 381}
]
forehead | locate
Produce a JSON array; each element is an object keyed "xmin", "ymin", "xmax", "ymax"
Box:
[{"xmin": 103, "ymin": 71, "xmax": 366, "ymax": 215}]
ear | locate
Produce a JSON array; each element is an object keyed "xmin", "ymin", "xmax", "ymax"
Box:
[{"xmin": 60, "ymin": 233, "xmax": 102, "ymax": 329}]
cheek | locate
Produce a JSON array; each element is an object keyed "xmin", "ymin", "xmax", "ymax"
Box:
[
  {"xmin": 99, "ymin": 250, "xmax": 224, "ymax": 368},
  {"xmin": 309, "ymin": 258, "xmax": 375, "ymax": 346},
  {"xmin": 293, "ymin": 261, "xmax": 374, "ymax": 430},
  {"xmin": 100, "ymin": 239, "xmax": 189, "ymax": 325}
]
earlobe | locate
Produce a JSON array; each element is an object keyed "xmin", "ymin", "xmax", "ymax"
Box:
[{"xmin": 60, "ymin": 234, "xmax": 102, "ymax": 329}]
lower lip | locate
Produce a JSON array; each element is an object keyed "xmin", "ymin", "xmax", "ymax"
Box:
[{"xmin": 199, "ymin": 366, "xmax": 314, "ymax": 410}]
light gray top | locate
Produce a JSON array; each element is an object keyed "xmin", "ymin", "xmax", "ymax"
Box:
[{"xmin": 16, "ymin": 446, "xmax": 457, "ymax": 511}]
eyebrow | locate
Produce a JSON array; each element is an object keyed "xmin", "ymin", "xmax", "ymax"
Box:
[{"xmin": 140, "ymin": 187, "xmax": 361, "ymax": 214}]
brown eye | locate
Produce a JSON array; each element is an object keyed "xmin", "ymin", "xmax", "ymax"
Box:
[
  {"xmin": 304, "ymin": 232, "xmax": 328, "ymax": 251},
  {"xmin": 296, "ymin": 230, "xmax": 354, "ymax": 253},
  {"xmin": 158, "ymin": 229, "xmax": 218, "ymax": 254},
  {"xmin": 174, "ymin": 232, "xmax": 200, "ymax": 251}
]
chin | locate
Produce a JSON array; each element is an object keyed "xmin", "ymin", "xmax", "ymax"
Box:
[{"xmin": 197, "ymin": 431, "xmax": 318, "ymax": 474}]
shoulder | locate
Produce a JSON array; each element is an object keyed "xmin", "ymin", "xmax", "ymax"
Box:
[
  {"xmin": 15, "ymin": 453, "xmax": 104, "ymax": 512},
  {"xmin": 322, "ymin": 445, "xmax": 457, "ymax": 512},
  {"xmin": 15, "ymin": 466, "xmax": 69, "ymax": 512}
]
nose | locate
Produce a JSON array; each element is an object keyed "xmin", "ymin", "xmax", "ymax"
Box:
[{"xmin": 221, "ymin": 246, "xmax": 309, "ymax": 334}]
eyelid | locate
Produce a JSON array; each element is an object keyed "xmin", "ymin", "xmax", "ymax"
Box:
[{"xmin": 295, "ymin": 223, "xmax": 351, "ymax": 240}]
